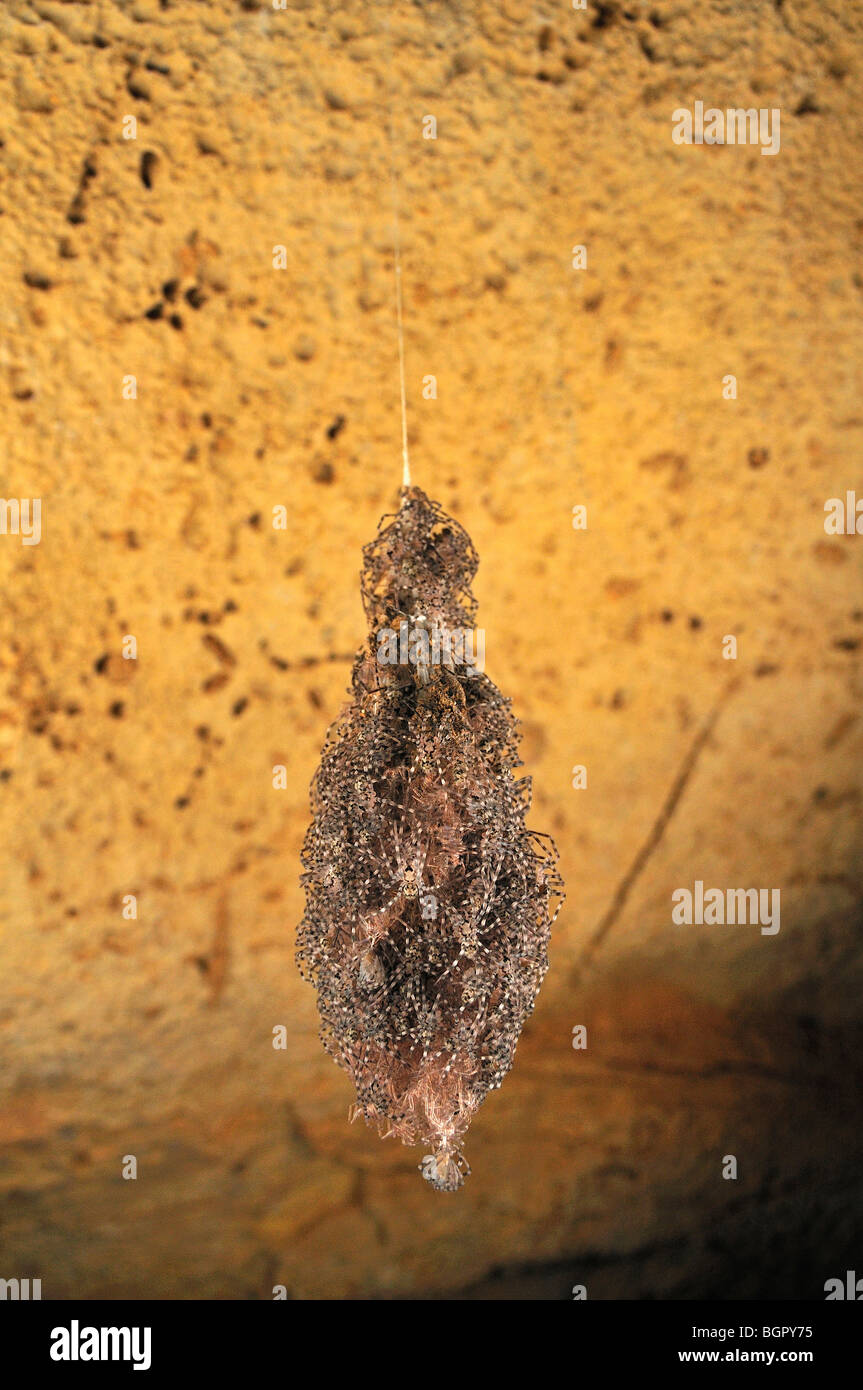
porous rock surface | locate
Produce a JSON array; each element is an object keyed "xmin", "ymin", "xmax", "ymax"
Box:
[{"xmin": 1, "ymin": 0, "xmax": 861, "ymax": 1298}]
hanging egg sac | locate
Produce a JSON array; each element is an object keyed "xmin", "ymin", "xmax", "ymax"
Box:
[{"xmin": 296, "ymin": 486, "xmax": 564, "ymax": 1190}]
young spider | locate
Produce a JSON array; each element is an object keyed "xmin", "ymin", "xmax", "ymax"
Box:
[
  {"xmin": 419, "ymin": 1147, "xmax": 470, "ymax": 1193},
  {"xmin": 375, "ymin": 818, "xmax": 432, "ymax": 915},
  {"xmin": 357, "ymin": 946, "xmax": 386, "ymax": 990}
]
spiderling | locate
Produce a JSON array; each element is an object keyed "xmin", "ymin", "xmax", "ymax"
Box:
[{"xmin": 296, "ymin": 486, "xmax": 564, "ymax": 1190}]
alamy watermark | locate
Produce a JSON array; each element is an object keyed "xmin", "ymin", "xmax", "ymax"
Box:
[
  {"xmin": 50, "ymin": 1322, "xmax": 151, "ymax": 1371},
  {"xmin": 0, "ymin": 497, "xmax": 41, "ymax": 545},
  {"xmin": 825, "ymin": 1270, "xmax": 863, "ymax": 1299},
  {"xmin": 0, "ymin": 1277, "xmax": 41, "ymax": 1299},
  {"xmin": 377, "ymin": 617, "xmax": 485, "ymax": 678},
  {"xmin": 824, "ymin": 492, "xmax": 862, "ymax": 534},
  {"xmin": 672, "ymin": 103, "xmax": 780, "ymax": 157},
  {"xmin": 672, "ymin": 881, "xmax": 781, "ymax": 935}
]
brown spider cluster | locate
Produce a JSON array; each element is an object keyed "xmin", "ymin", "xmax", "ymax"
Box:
[{"xmin": 296, "ymin": 486, "xmax": 564, "ymax": 1190}]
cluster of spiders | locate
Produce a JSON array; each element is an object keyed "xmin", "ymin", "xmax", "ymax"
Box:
[{"xmin": 296, "ymin": 487, "xmax": 564, "ymax": 1190}]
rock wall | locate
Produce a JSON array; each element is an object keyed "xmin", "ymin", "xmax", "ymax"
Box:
[{"xmin": 1, "ymin": 0, "xmax": 861, "ymax": 1298}]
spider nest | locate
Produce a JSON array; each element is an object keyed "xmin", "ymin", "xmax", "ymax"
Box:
[{"xmin": 296, "ymin": 486, "xmax": 564, "ymax": 1190}]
